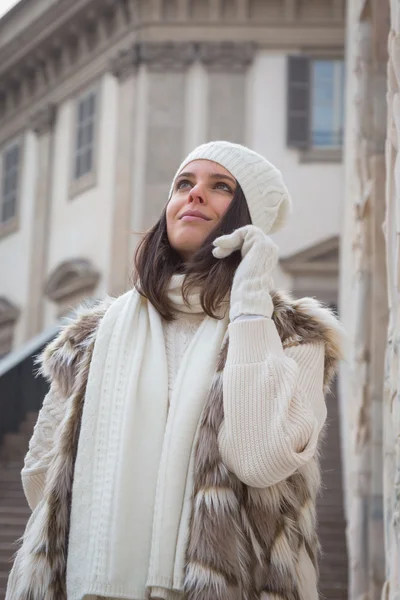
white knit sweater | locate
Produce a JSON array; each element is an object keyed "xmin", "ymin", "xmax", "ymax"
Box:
[{"xmin": 21, "ymin": 311, "xmax": 325, "ymax": 600}]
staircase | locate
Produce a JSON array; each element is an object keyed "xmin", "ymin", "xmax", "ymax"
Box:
[
  {"xmin": 0, "ymin": 411, "xmax": 37, "ymax": 599},
  {"xmin": 317, "ymin": 384, "xmax": 349, "ymax": 598}
]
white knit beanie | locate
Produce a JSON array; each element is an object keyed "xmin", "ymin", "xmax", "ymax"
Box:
[{"xmin": 169, "ymin": 141, "xmax": 292, "ymax": 234}]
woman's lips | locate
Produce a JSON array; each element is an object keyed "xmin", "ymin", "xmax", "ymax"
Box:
[{"xmin": 181, "ymin": 215, "xmax": 209, "ymax": 222}]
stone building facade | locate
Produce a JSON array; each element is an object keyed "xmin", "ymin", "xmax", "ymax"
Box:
[
  {"xmin": 340, "ymin": 0, "xmax": 400, "ymax": 597},
  {"xmin": 0, "ymin": 0, "xmax": 346, "ymax": 353}
]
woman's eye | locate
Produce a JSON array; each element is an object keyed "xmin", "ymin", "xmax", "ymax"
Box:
[
  {"xmin": 176, "ymin": 179, "xmax": 191, "ymax": 190},
  {"xmin": 215, "ymin": 182, "xmax": 232, "ymax": 192}
]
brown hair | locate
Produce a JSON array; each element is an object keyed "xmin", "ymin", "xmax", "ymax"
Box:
[{"xmin": 132, "ymin": 184, "xmax": 252, "ymax": 320}]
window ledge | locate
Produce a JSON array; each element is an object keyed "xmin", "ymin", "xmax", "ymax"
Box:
[
  {"xmin": 69, "ymin": 170, "xmax": 97, "ymax": 199},
  {"xmin": 0, "ymin": 216, "xmax": 19, "ymax": 240},
  {"xmin": 299, "ymin": 148, "xmax": 342, "ymax": 164}
]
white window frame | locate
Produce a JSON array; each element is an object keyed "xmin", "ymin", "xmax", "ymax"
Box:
[
  {"xmin": 70, "ymin": 84, "xmax": 100, "ymax": 198},
  {"xmin": 0, "ymin": 136, "xmax": 22, "ymax": 238}
]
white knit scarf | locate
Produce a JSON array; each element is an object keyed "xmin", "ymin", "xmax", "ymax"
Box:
[{"xmin": 66, "ymin": 275, "xmax": 229, "ymax": 600}]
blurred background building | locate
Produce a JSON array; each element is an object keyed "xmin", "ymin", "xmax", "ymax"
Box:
[{"xmin": 0, "ymin": 0, "xmax": 361, "ymax": 598}]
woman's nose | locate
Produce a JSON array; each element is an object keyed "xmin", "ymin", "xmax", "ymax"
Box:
[{"xmin": 188, "ymin": 184, "xmax": 206, "ymax": 204}]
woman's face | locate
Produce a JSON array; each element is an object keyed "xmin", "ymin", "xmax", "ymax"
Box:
[{"xmin": 166, "ymin": 160, "xmax": 236, "ymax": 261}]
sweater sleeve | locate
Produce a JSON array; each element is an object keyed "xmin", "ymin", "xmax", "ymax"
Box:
[
  {"xmin": 217, "ymin": 317, "xmax": 326, "ymax": 488},
  {"xmin": 21, "ymin": 383, "xmax": 67, "ymax": 511}
]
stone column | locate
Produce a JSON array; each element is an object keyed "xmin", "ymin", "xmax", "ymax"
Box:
[
  {"xmin": 341, "ymin": 1, "xmax": 389, "ymax": 597},
  {"xmin": 199, "ymin": 42, "xmax": 255, "ymax": 144},
  {"xmin": 26, "ymin": 103, "xmax": 56, "ymax": 339},
  {"xmin": 139, "ymin": 43, "xmax": 195, "ymax": 230},
  {"xmin": 109, "ymin": 47, "xmax": 139, "ymax": 296},
  {"xmin": 383, "ymin": 0, "xmax": 400, "ymax": 596},
  {"xmin": 366, "ymin": 1, "xmax": 388, "ymax": 595}
]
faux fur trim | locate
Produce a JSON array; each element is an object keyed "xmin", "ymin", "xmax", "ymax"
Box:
[
  {"xmin": 37, "ymin": 297, "xmax": 114, "ymax": 397},
  {"xmin": 271, "ymin": 290, "xmax": 345, "ymax": 392}
]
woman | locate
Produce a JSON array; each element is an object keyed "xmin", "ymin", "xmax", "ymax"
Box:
[{"xmin": 7, "ymin": 141, "xmax": 343, "ymax": 600}]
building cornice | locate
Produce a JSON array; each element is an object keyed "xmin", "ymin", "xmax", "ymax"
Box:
[
  {"xmin": 280, "ymin": 236, "xmax": 339, "ymax": 276},
  {"xmin": 139, "ymin": 42, "xmax": 197, "ymax": 73},
  {"xmin": 0, "ymin": 0, "xmax": 345, "ymax": 134},
  {"xmin": 198, "ymin": 42, "xmax": 255, "ymax": 72},
  {"xmin": 30, "ymin": 103, "xmax": 57, "ymax": 135}
]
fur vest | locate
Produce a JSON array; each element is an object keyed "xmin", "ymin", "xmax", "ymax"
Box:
[{"xmin": 8, "ymin": 291, "xmax": 342, "ymax": 600}]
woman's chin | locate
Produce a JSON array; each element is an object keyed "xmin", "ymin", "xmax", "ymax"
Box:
[{"xmin": 171, "ymin": 238, "xmax": 205, "ymax": 260}]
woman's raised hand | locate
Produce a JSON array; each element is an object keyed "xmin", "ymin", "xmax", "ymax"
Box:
[{"xmin": 213, "ymin": 225, "xmax": 278, "ymax": 321}]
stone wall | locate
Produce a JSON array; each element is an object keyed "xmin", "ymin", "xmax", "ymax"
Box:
[{"xmin": 340, "ymin": 0, "xmax": 400, "ymax": 597}]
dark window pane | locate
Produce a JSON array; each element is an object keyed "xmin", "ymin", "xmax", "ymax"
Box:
[
  {"xmin": 78, "ymin": 99, "xmax": 85, "ymax": 122},
  {"xmin": 10, "ymin": 169, "xmax": 18, "ymax": 192},
  {"xmin": 87, "ymin": 121, "xmax": 94, "ymax": 145},
  {"xmin": 4, "ymin": 153, "xmax": 12, "ymax": 171},
  {"xmin": 85, "ymin": 147, "xmax": 93, "ymax": 174},
  {"xmin": 3, "ymin": 174, "xmax": 10, "ymax": 196},
  {"xmin": 83, "ymin": 123, "xmax": 91, "ymax": 147},
  {"xmin": 2, "ymin": 195, "xmax": 16, "ymax": 222},
  {"xmin": 88, "ymin": 92, "xmax": 96, "ymax": 116},
  {"xmin": 78, "ymin": 126, "xmax": 84, "ymax": 149},
  {"xmin": 1, "ymin": 143, "xmax": 20, "ymax": 222},
  {"xmin": 287, "ymin": 56, "xmax": 310, "ymax": 148},
  {"xmin": 11, "ymin": 145, "xmax": 19, "ymax": 167},
  {"xmin": 74, "ymin": 91, "xmax": 96, "ymax": 180},
  {"xmin": 74, "ymin": 154, "xmax": 82, "ymax": 179}
]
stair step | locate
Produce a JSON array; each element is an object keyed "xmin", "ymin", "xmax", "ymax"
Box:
[
  {"xmin": 0, "ymin": 448, "xmax": 26, "ymax": 462},
  {"xmin": 0, "ymin": 542, "xmax": 16, "ymax": 560},
  {"xmin": 0, "ymin": 482, "xmax": 23, "ymax": 494},
  {"xmin": 1, "ymin": 434, "xmax": 30, "ymax": 451},
  {"xmin": 0, "ymin": 490, "xmax": 27, "ymax": 503},
  {"xmin": 2, "ymin": 433, "xmax": 29, "ymax": 446},
  {"xmin": 0, "ymin": 494, "xmax": 27, "ymax": 505},
  {"xmin": 0, "ymin": 506, "xmax": 30, "ymax": 516},
  {"xmin": 25, "ymin": 411, "xmax": 39, "ymax": 422},
  {"xmin": 0, "ymin": 529, "xmax": 24, "ymax": 542},
  {"xmin": 18, "ymin": 421, "xmax": 35, "ymax": 435},
  {"xmin": 0, "ymin": 495, "xmax": 24, "ymax": 507},
  {"xmin": 0, "ymin": 461, "xmax": 23, "ymax": 470},
  {"xmin": 0, "ymin": 434, "xmax": 30, "ymax": 461},
  {"xmin": 0, "ymin": 573, "xmax": 9, "ymax": 593},
  {"xmin": 0, "ymin": 470, "xmax": 22, "ymax": 483},
  {"xmin": 0, "ymin": 558, "xmax": 14, "ymax": 573},
  {"xmin": 0, "ymin": 516, "xmax": 28, "ymax": 528}
]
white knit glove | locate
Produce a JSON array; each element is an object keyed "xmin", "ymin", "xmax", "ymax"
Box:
[{"xmin": 213, "ymin": 225, "xmax": 278, "ymax": 322}]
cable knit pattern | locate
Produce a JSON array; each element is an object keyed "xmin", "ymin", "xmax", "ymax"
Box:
[
  {"xmin": 218, "ymin": 318, "xmax": 326, "ymax": 488},
  {"xmin": 22, "ymin": 385, "xmax": 67, "ymax": 510},
  {"xmin": 162, "ymin": 313, "xmax": 205, "ymax": 399}
]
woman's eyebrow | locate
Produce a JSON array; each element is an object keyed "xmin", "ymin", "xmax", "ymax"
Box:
[
  {"xmin": 176, "ymin": 172, "xmax": 236, "ymax": 186},
  {"xmin": 208, "ymin": 173, "xmax": 236, "ymax": 185},
  {"xmin": 176, "ymin": 172, "xmax": 195, "ymax": 179}
]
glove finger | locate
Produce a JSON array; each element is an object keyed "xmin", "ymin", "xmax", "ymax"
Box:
[
  {"xmin": 212, "ymin": 246, "xmax": 235, "ymax": 259},
  {"xmin": 213, "ymin": 229, "xmax": 245, "ymax": 251}
]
